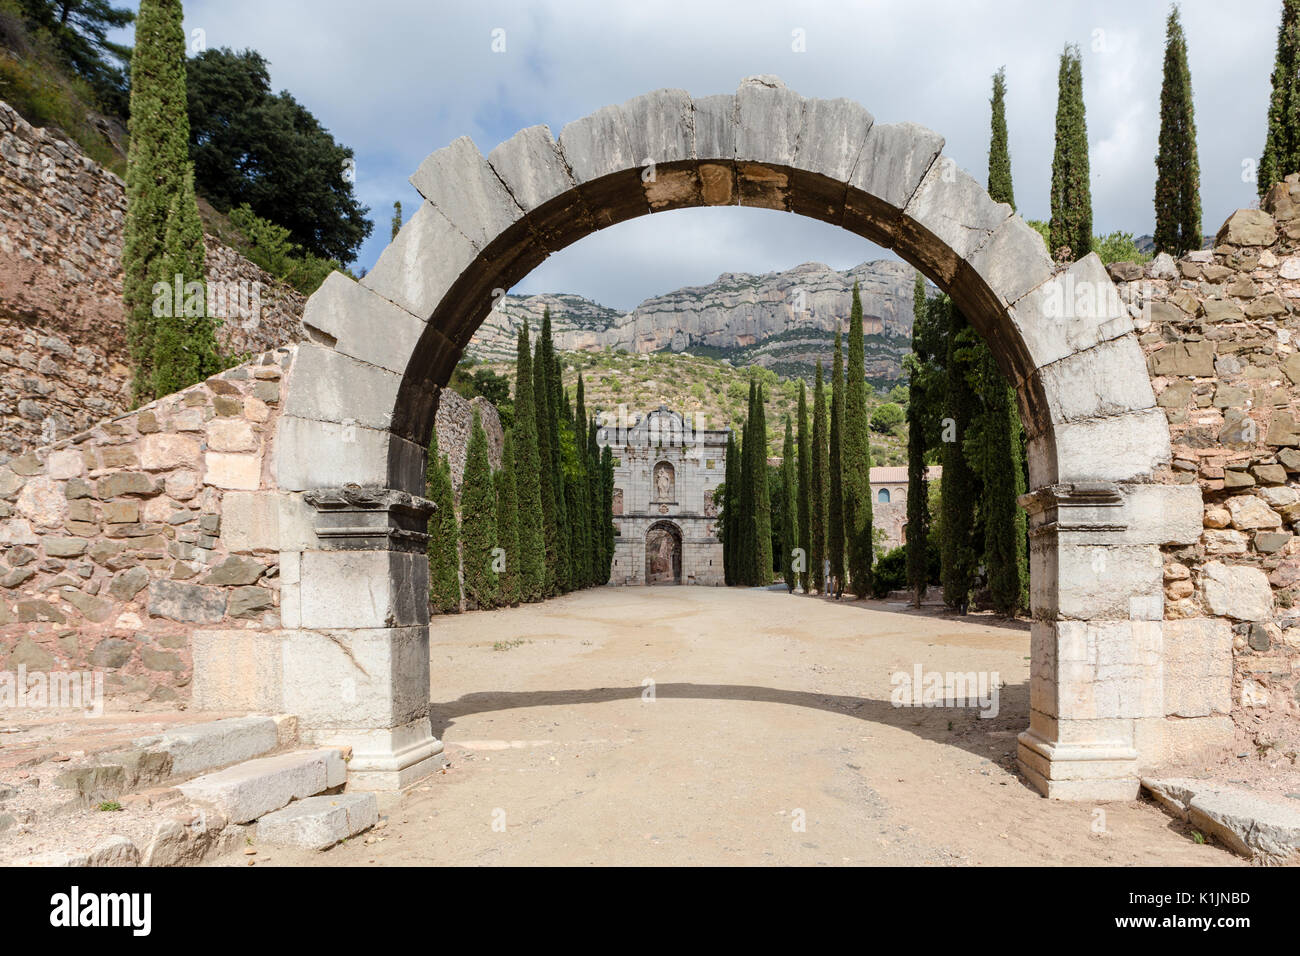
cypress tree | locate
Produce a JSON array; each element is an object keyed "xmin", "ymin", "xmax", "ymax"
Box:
[
  {"xmin": 1260, "ymin": 0, "xmax": 1300, "ymax": 197},
  {"xmin": 796, "ymin": 379, "xmax": 811, "ymax": 593},
  {"xmin": 587, "ymin": 417, "xmax": 603, "ymax": 584},
  {"xmin": 940, "ymin": 306, "xmax": 979, "ymax": 613},
  {"xmin": 512, "ymin": 322, "xmax": 545, "ymax": 602},
  {"xmin": 988, "ymin": 67, "xmax": 1016, "ymax": 210},
  {"xmin": 843, "ymin": 282, "xmax": 873, "ymax": 598},
  {"xmin": 540, "ymin": 318, "xmax": 571, "ymax": 591},
  {"xmin": 982, "ymin": 353, "xmax": 1028, "ymax": 617},
  {"xmin": 739, "ymin": 381, "xmax": 758, "ymax": 583},
  {"xmin": 828, "ymin": 331, "xmax": 846, "ymax": 596},
  {"xmin": 151, "ymin": 166, "xmax": 219, "ymax": 397},
  {"xmin": 1049, "ymin": 44, "xmax": 1092, "ymax": 262},
  {"xmin": 460, "ymin": 409, "xmax": 499, "ymax": 609},
  {"xmin": 600, "ymin": 443, "xmax": 615, "ymax": 582},
  {"xmin": 723, "ymin": 431, "xmax": 740, "ymax": 585},
  {"xmin": 533, "ymin": 313, "xmax": 559, "ymax": 594},
  {"xmin": 123, "ymin": 0, "xmax": 203, "ymax": 405},
  {"xmin": 426, "ymin": 428, "xmax": 461, "ymax": 614},
  {"xmin": 752, "ymin": 384, "xmax": 773, "ymax": 584},
  {"xmin": 1154, "ymin": 4, "xmax": 1202, "ymax": 255},
  {"xmin": 905, "ymin": 273, "xmax": 931, "ymax": 607},
  {"xmin": 495, "ymin": 429, "xmax": 522, "ymax": 607},
  {"xmin": 780, "ymin": 417, "xmax": 798, "ymax": 592},
  {"xmin": 811, "ymin": 361, "xmax": 829, "ymax": 594}
]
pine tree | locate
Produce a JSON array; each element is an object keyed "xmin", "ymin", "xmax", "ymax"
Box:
[
  {"xmin": 843, "ymin": 282, "xmax": 873, "ymax": 598},
  {"xmin": 1154, "ymin": 4, "xmax": 1202, "ymax": 255},
  {"xmin": 512, "ymin": 322, "xmax": 546, "ymax": 602},
  {"xmin": 495, "ymin": 429, "xmax": 522, "ymax": 606},
  {"xmin": 811, "ymin": 361, "xmax": 829, "ymax": 594},
  {"xmin": 905, "ymin": 273, "xmax": 931, "ymax": 606},
  {"xmin": 1049, "ymin": 44, "xmax": 1092, "ymax": 262},
  {"xmin": 752, "ymin": 384, "xmax": 773, "ymax": 584},
  {"xmin": 796, "ymin": 379, "xmax": 811, "ymax": 593},
  {"xmin": 940, "ymin": 306, "xmax": 979, "ymax": 612},
  {"xmin": 988, "ymin": 67, "xmax": 1016, "ymax": 210},
  {"xmin": 828, "ymin": 330, "xmax": 846, "ymax": 596},
  {"xmin": 426, "ymin": 428, "xmax": 461, "ymax": 614},
  {"xmin": 533, "ymin": 313, "xmax": 559, "ymax": 594},
  {"xmin": 1260, "ymin": 0, "xmax": 1300, "ymax": 197},
  {"xmin": 459, "ymin": 409, "xmax": 499, "ymax": 609},
  {"xmin": 151, "ymin": 166, "xmax": 218, "ymax": 397},
  {"xmin": 122, "ymin": 0, "xmax": 203, "ymax": 405},
  {"xmin": 723, "ymin": 431, "xmax": 740, "ymax": 585},
  {"xmin": 780, "ymin": 418, "xmax": 799, "ymax": 592}
]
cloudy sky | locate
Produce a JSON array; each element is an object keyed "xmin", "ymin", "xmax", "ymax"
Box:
[{"xmin": 138, "ymin": 1, "xmax": 1279, "ymax": 309}]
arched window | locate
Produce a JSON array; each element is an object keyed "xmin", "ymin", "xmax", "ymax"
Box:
[{"xmin": 877, "ymin": 488, "xmax": 891, "ymax": 504}]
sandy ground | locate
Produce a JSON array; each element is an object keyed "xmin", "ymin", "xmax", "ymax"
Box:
[{"xmin": 225, "ymin": 586, "xmax": 1242, "ymax": 867}]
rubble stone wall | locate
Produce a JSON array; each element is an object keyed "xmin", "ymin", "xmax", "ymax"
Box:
[{"xmin": 0, "ymin": 99, "xmax": 304, "ymax": 457}]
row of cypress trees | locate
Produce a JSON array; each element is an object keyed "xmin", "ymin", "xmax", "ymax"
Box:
[
  {"xmin": 722, "ymin": 282, "xmax": 875, "ymax": 597},
  {"xmin": 426, "ymin": 310, "xmax": 615, "ymax": 612}
]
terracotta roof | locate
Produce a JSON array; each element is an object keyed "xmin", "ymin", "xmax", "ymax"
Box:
[{"xmin": 869, "ymin": 465, "xmax": 941, "ymax": 484}]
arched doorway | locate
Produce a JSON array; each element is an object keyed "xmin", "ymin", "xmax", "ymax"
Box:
[
  {"xmin": 645, "ymin": 521, "xmax": 683, "ymax": 585},
  {"xmin": 270, "ymin": 75, "xmax": 1201, "ymax": 798}
]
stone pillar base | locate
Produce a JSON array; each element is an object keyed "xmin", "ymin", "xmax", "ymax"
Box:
[
  {"xmin": 316, "ymin": 718, "xmax": 445, "ymax": 791},
  {"xmin": 1017, "ymin": 729, "xmax": 1140, "ymax": 801}
]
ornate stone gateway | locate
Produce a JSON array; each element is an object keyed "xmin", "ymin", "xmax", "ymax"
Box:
[
  {"xmin": 645, "ymin": 521, "xmax": 683, "ymax": 585},
  {"xmin": 251, "ymin": 75, "xmax": 1200, "ymax": 798}
]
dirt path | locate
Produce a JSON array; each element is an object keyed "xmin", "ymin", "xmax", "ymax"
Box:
[{"xmin": 226, "ymin": 587, "xmax": 1239, "ymax": 867}]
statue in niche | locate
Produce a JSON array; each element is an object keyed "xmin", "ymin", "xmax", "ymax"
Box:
[
  {"xmin": 612, "ymin": 488, "xmax": 623, "ymax": 515},
  {"xmin": 654, "ymin": 461, "xmax": 674, "ymax": 501}
]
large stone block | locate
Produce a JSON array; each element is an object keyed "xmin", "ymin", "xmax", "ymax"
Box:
[
  {"xmin": 1162, "ymin": 618, "xmax": 1232, "ymax": 718},
  {"xmin": 898, "ymin": 159, "xmax": 1012, "ymax": 284},
  {"xmin": 409, "ymin": 136, "xmax": 523, "ymax": 249},
  {"xmin": 177, "ymin": 748, "xmax": 346, "ymax": 824},
  {"xmin": 256, "ymin": 792, "xmax": 378, "ymax": 850},
  {"xmin": 734, "ymin": 75, "xmax": 804, "ymax": 165},
  {"xmin": 793, "ymin": 97, "xmax": 873, "ymax": 184},
  {"xmin": 1038, "ymin": 408, "xmax": 1171, "ymax": 485},
  {"xmin": 1039, "ymin": 620, "xmax": 1164, "ymax": 721},
  {"xmin": 487, "ymin": 124, "xmax": 576, "ymax": 214},
  {"xmin": 1029, "ymin": 334, "xmax": 1157, "ymax": 427},
  {"xmin": 133, "ymin": 716, "xmax": 280, "ymax": 776},
  {"xmin": 191, "ymin": 629, "xmax": 284, "ymax": 712},
  {"xmin": 280, "ymin": 625, "xmax": 430, "ymax": 728},
  {"xmin": 843, "ymin": 121, "xmax": 944, "ymax": 239},
  {"xmin": 301, "ymin": 272, "xmax": 427, "ymax": 375},
  {"xmin": 272, "ymin": 416, "xmax": 394, "ymax": 491},
  {"xmin": 219, "ymin": 491, "xmax": 317, "ymax": 553},
  {"xmin": 360, "ymin": 201, "xmax": 480, "ymax": 321},
  {"xmin": 1032, "ymin": 538, "xmax": 1163, "ymax": 621},
  {"xmin": 558, "ymin": 102, "xmax": 639, "ymax": 185},
  {"xmin": 621, "ymin": 88, "xmax": 693, "ymax": 167},
  {"xmin": 282, "ymin": 342, "xmax": 400, "ymax": 430},
  {"xmin": 691, "ymin": 93, "xmax": 736, "ymax": 161},
  {"xmin": 298, "ymin": 550, "xmax": 427, "ymax": 630},
  {"xmin": 1201, "ymin": 562, "xmax": 1273, "ymax": 621}
]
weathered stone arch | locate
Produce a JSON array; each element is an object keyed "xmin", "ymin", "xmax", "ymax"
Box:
[{"xmin": 268, "ymin": 75, "xmax": 1201, "ymax": 798}]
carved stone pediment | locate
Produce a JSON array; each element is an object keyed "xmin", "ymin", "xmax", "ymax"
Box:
[{"xmin": 304, "ymin": 484, "xmax": 436, "ymax": 551}]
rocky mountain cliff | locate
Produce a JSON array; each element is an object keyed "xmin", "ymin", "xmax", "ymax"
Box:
[{"xmin": 468, "ymin": 260, "xmax": 919, "ymax": 384}]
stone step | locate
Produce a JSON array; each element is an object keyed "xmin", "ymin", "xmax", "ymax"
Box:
[
  {"xmin": 1142, "ymin": 777, "xmax": 1300, "ymax": 862},
  {"xmin": 256, "ymin": 793, "xmax": 378, "ymax": 850},
  {"xmin": 133, "ymin": 715, "xmax": 287, "ymax": 777},
  {"xmin": 177, "ymin": 749, "xmax": 347, "ymax": 824}
]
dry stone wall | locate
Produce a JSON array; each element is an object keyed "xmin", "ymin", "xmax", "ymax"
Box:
[
  {"xmin": 0, "ymin": 99, "xmax": 304, "ymax": 456},
  {"xmin": 1113, "ymin": 176, "xmax": 1300, "ymax": 748},
  {"xmin": 0, "ymin": 348, "xmax": 291, "ymax": 701}
]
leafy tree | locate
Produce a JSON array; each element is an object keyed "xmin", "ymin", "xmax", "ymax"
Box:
[
  {"xmin": 1049, "ymin": 44, "xmax": 1092, "ymax": 261},
  {"xmin": 226, "ymin": 203, "xmax": 338, "ymax": 296},
  {"xmin": 185, "ymin": 47, "xmax": 372, "ymax": 262},
  {"xmin": 870, "ymin": 402, "xmax": 906, "ymax": 433},
  {"xmin": 426, "ymin": 428, "xmax": 461, "ymax": 614},
  {"xmin": 459, "ymin": 409, "xmax": 499, "ymax": 610},
  {"xmin": 1093, "ymin": 230, "xmax": 1151, "ymax": 264},
  {"xmin": 811, "ymin": 361, "xmax": 829, "ymax": 594},
  {"xmin": 795, "ymin": 379, "xmax": 812, "ymax": 593},
  {"xmin": 512, "ymin": 322, "xmax": 545, "ymax": 602},
  {"xmin": 780, "ymin": 417, "xmax": 798, "ymax": 592},
  {"xmin": 988, "ymin": 66, "xmax": 1015, "ymax": 209},
  {"xmin": 1154, "ymin": 4, "xmax": 1201, "ymax": 255},
  {"xmin": 843, "ymin": 282, "xmax": 873, "ymax": 598},
  {"xmin": 828, "ymin": 331, "xmax": 846, "ymax": 595},
  {"xmin": 122, "ymin": 0, "xmax": 198, "ymax": 405},
  {"xmin": 1260, "ymin": 0, "xmax": 1300, "ymax": 196},
  {"xmin": 495, "ymin": 429, "xmax": 521, "ymax": 606},
  {"xmin": 16, "ymin": 0, "xmax": 134, "ymax": 115}
]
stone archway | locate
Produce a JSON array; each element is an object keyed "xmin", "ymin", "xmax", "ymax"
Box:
[
  {"xmin": 268, "ymin": 75, "xmax": 1201, "ymax": 798},
  {"xmin": 645, "ymin": 520, "xmax": 683, "ymax": 585}
]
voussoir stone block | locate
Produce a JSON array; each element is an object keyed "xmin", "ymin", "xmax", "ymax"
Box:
[
  {"xmin": 361, "ymin": 201, "xmax": 480, "ymax": 321},
  {"xmin": 302, "ymin": 272, "xmax": 427, "ymax": 375},
  {"xmin": 410, "ymin": 135, "xmax": 523, "ymax": 249},
  {"xmin": 558, "ymin": 102, "xmax": 639, "ymax": 185},
  {"xmin": 793, "ymin": 97, "xmax": 874, "ymax": 184},
  {"xmin": 621, "ymin": 88, "xmax": 693, "ymax": 166},
  {"xmin": 1044, "ymin": 408, "xmax": 1172, "ymax": 485},
  {"xmin": 734, "ymin": 75, "xmax": 804, "ymax": 165},
  {"xmin": 846, "ymin": 121, "xmax": 944, "ymax": 222},
  {"xmin": 1007, "ymin": 253, "xmax": 1135, "ymax": 374},
  {"xmin": 282, "ymin": 342, "xmax": 400, "ymax": 431},
  {"xmin": 899, "ymin": 158, "xmax": 1012, "ymax": 284},
  {"xmin": 961, "ymin": 214, "xmax": 1054, "ymax": 313},
  {"xmin": 1030, "ymin": 335, "xmax": 1157, "ymax": 427},
  {"xmin": 487, "ymin": 124, "xmax": 576, "ymax": 213},
  {"xmin": 691, "ymin": 93, "xmax": 736, "ymax": 161}
]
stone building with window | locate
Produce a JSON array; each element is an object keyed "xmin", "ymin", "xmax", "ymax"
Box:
[
  {"xmin": 599, "ymin": 406, "xmax": 728, "ymax": 585},
  {"xmin": 869, "ymin": 464, "xmax": 941, "ymax": 551}
]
